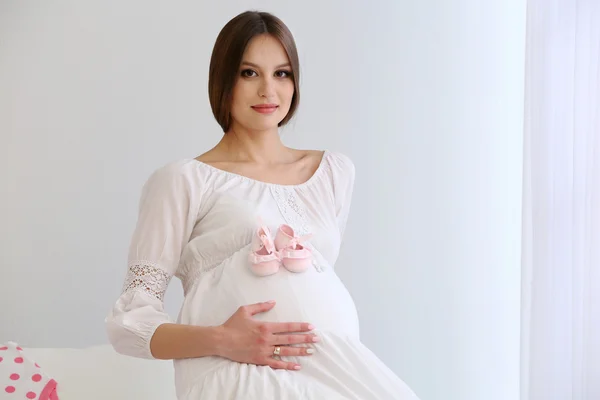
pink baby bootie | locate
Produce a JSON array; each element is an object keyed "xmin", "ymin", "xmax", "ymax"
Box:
[
  {"xmin": 274, "ymin": 224, "xmax": 313, "ymax": 273},
  {"xmin": 248, "ymin": 222, "xmax": 280, "ymax": 276}
]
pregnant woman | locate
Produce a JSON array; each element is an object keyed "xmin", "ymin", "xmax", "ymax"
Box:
[{"xmin": 105, "ymin": 10, "xmax": 420, "ymax": 400}]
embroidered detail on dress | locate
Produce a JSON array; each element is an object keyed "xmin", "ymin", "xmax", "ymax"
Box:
[
  {"xmin": 122, "ymin": 262, "xmax": 172, "ymax": 301},
  {"xmin": 270, "ymin": 186, "xmax": 326, "ymax": 272},
  {"xmin": 270, "ymin": 187, "xmax": 310, "ymax": 236}
]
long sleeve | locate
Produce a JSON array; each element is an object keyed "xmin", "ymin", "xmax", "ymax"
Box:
[
  {"xmin": 329, "ymin": 152, "xmax": 356, "ymax": 239},
  {"xmin": 105, "ymin": 161, "xmax": 201, "ymax": 359}
]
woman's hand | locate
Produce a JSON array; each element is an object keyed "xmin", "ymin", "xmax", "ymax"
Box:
[{"xmin": 216, "ymin": 301, "xmax": 319, "ymax": 371}]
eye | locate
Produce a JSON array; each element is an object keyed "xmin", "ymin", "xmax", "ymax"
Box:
[
  {"xmin": 240, "ymin": 69, "xmax": 292, "ymax": 79},
  {"xmin": 276, "ymin": 70, "xmax": 292, "ymax": 78},
  {"xmin": 241, "ymin": 69, "xmax": 257, "ymax": 77}
]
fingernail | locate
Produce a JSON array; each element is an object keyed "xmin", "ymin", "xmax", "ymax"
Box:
[
  {"xmin": 306, "ymin": 349, "xmax": 315, "ymax": 354},
  {"xmin": 312, "ymin": 336, "xmax": 320, "ymax": 342},
  {"xmin": 294, "ymin": 365, "xmax": 302, "ymax": 370},
  {"xmin": 267, "ymin": 300, "xmax": 276, "ymax": 304},
  {"xmin": 308, "ymin": 324, "xmax": 315, "ymax": 330}
]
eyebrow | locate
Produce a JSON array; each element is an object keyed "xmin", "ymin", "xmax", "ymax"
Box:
[{"xmin": 241, "ymin": 61, "xmax": 291, "ymax": 69}]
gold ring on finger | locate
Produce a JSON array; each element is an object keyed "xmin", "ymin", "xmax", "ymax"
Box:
[{"xmin": 273, "ymin": 346, "xmax": 281, "ymax": 356}]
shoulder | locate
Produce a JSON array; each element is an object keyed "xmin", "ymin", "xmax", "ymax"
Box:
[
  {"xmin": 324, "ymin": 150, "xmax": 355, "ymax": 177},
  {"xmin": 140, "ymin": 159, "xmax": 204, "ymax": 195},
  {"xmin": 321, "ymin": 151, "xmax": 355, "ymax": 209},
  {"xmin": 144, "ymin": 159, "xmax": 195, "ymax": 182}
]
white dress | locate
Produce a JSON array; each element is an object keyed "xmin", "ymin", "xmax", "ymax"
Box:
[{"xmin": 105, "ymin": 150, "xmax": 420, "ymax": 400}]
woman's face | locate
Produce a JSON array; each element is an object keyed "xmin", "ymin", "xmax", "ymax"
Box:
[{"xmin": 229, "ymin": 34, "xmax": 295, "ymax": 133}]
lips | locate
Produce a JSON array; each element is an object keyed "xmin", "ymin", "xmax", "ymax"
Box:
[
  {"xmin": 251, "ymin": 104, "xmax": 278, "ymax": 114},
  {"xmin": 252, "ymin": 104, "xmax": 278, "ymax": 109}
]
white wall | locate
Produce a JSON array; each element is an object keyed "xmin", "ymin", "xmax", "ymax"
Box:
[{"xmin": 0, "ymin": 1, "xmax": 525, "ymax": 400}]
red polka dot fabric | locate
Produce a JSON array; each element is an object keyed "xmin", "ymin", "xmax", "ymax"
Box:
[{"xmin": 0, "ymin": 342, "xmax": 59, "ymax": 399}]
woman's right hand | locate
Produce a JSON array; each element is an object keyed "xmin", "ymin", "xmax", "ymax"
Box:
[{"xmin": 216, "ymin": 300, "xmax": 319, "ymax": 371}]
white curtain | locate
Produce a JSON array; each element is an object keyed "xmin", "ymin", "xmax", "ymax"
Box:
[{"xmin": 521, "ymin": 1, "xmax": 600, "ymax": 399}]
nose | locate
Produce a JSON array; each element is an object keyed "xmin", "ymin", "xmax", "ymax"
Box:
[{"xmin": 258, "ymin": 76, "xmax": 276, "ymax": 98}]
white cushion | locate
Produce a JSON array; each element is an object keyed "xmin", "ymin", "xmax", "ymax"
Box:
[{"xmin": 24, "ymin": 345, "xmax": 177, "ymax": 400}]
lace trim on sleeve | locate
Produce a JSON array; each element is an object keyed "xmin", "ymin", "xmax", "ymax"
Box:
[{"xmin": 122, "ymin": 262, "xmax": 172, "ymax": 301}]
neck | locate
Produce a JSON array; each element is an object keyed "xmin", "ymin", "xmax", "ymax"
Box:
[{"xmin": 217, "ymin": 124, "xmax": 291, "ymax": 164}]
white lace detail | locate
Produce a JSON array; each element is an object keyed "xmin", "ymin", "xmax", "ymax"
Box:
[
  {"xmin": 122, "ymin": 262, "xmax": 172, "ymax": 301},
  {"xmin": 270, "ymin": 186, "xmax": 325, "ymax": 272},
  {"xmin": 270, "ymin": 187, "xmax": 310, "ymax": 235}
]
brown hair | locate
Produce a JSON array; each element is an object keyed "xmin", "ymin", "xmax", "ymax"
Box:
[{"xmin": 208, "ymin": 11, "xmax": 300, "ymax": 133}]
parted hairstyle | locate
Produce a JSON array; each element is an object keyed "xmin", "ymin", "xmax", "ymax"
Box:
[{"xmin": 208, "ymin": 11, "xmax": 301, "ymax": 133}]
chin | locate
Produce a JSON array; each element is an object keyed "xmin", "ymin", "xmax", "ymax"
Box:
[
  {"xmin": 247, "ymin": 116, "xmax": 285, "ymax": 131},
  {"xmin": 232, "ymin": 110, "xmax": 288, "ymax": 132}
]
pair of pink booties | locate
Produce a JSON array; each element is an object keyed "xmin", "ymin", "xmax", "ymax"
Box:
[{"xmin": 248, "ymin": 222, "xmax": 312, "ymax": 276}]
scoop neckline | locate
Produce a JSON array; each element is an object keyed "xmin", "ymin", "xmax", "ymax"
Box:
[{"xmin": 189, "ymin": 149, "xmax": 330, "ymax": 189}]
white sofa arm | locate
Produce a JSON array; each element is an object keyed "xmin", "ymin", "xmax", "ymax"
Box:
[{"xmin": 24, "ymin": 345, "xmax": 177, "ymax": 400}]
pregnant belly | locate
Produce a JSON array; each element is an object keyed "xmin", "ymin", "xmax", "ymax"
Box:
[{"xmin": 180, "ymin": 251, "xmax": 360, "ymax": 338}]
